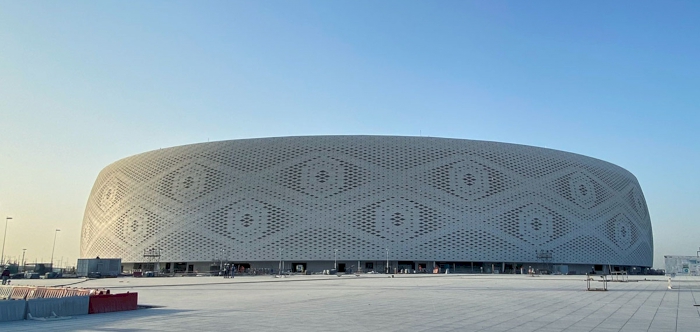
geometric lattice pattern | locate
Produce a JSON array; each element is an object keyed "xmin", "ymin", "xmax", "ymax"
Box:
[{"xmin": 80, "ymin": 136, "xmax": 653, "ymax": 267}]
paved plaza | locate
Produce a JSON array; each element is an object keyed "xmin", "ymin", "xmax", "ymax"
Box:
[{"xmin": 3, "ymin": 274, "xmax": 699, "ymax": 331}]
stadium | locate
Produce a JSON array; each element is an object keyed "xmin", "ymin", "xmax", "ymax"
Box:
[{"xmin": 80, "ymin": 136, "xmax": 653, "ymax": 275}]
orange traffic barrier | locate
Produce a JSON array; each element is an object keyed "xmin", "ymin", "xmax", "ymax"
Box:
[
  {"xmin": 63, "ymin": 288, "xmax": 91, "ymax": 297},
  {"xmin": 10, "ymin": 286, "xmax": 33, "ymax": 300},
  {"xmin": 9, "ymin": 286, "xmax": 108, "ymax": 300},
  {"xmin": 26, "ymin": 287, "xmax": 47, "ymax": 299},
  {"xmin": 44, "ymin": 287, "xmax": 69, "ymax": 298},
  {"xmin": 74, "ymin": 289, "xmax": 92, "ymax": 296},
  {"xmin": 65, "ymin": 288, "xmax": 80, "ymax": 297},
  {"xmin": 0, "ymin": 286, "xmax": 12, "ymax": 300}
]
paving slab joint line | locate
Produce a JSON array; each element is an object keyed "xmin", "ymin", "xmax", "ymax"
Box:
[{"xmin": 107, "ymin": 276, "xmax": 377, "ymax": 289}]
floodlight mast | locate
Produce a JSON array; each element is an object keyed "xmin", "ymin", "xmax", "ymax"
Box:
[
  {"xmin": 50, "ymin": 229, "xmax": 61, "ymax": 270},
  {"xmin": 1, "ymin": 217, "xmax": 13, "ymax": 266}
]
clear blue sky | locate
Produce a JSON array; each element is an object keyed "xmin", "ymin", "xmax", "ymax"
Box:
[{"xmin": 1, "ymin": 1, "xmax": 698, "ymax": 268}]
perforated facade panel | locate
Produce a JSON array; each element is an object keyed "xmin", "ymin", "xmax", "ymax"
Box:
[{"xmin": 81, "ymin": 136, "xmax": 653, "ymax": 267}]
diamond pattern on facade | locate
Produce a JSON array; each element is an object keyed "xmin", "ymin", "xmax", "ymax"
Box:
[{"xmin": 81, "ymin": 136, "xmax": 653, "ymax": 267}]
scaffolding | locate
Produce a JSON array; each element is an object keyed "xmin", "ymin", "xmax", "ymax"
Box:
[
  {"xmin": 143, "ymin": 248, "xmax": 162, "ymax": 274},
  {"xmin": 536, "ymin": 250, "xmax": 553, "ymax": 273}
]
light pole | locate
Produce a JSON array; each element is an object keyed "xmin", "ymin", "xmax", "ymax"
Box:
[
  {"xmin": 50, "ymin": 229, "xmax": 61, "ymax": 271},
  {"xmin": 278, "ymin": 249, "xmax": 282, "ymax": 276},
  {"xmin": 334, "ymin": 249, "xmax": 339, "ymax": 270},
  {"xmin": 21, "ymin": 249, "xmax": 26, "ymax": 272},
  {"xmin": 1, "ymin": 217, "xmax": 13, "ymax": 266},
  {"xmin": 385, "ymin": 248, "xmax": 389, "ymax": 274}
]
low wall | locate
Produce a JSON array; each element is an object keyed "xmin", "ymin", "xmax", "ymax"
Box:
[
  {"xmin": 0, "ymin": 286, "xmax": 138, "ymax": 321},
  {"xmin": 0, "ymin": 300, "xmax": 27, "ymax": 322},
  {"xmin": 27, "ymin": 296, "xmax": 90, "ymax": 318}
]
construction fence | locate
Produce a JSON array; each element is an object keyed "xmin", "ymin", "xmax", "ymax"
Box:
[{"xmin": 0, "ymin": 286, "xmax": 137, "ymax": 322}]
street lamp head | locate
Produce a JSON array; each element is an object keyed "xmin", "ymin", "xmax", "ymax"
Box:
[
  {"xmin": 6, "ymin": 217, "xmax": 11, "ymax": 220},
  {"xmin": 55, "ymin": 229, "xmax": 61, "ymax": 232}
]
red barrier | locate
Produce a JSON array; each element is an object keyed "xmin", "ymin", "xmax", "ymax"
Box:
[{"xmin": 88, "ymin": 292, "xmax": 138, "ymax": 314}]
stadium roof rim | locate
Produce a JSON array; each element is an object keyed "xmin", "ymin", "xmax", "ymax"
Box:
[{"xmin": 113, "ymin": 135, "xmax": 627, "ymax": 173}]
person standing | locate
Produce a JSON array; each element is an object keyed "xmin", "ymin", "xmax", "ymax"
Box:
[{"xmin": 1, "ymin": 268, "xmax": 10, "ymax": 285}]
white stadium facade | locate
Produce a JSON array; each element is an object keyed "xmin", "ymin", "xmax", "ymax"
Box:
[{"xmin": 81, "ymin": 136, "xmax": 653, "ymax": 275}]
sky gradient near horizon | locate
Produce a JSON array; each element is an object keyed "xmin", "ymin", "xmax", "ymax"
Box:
[{"xmin": 1, "ymin": 1, "xmax": 699, "ymax": 269}]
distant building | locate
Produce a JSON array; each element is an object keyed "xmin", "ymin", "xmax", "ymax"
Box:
[
  {"xmin": 664, "ymin": 256, "xmax": 700, "ymax": 276},
  {"xmin": 76, "ymin": 258, "xmax": 121, "ymax": 277},
  {"xmin": 81, "ymin": 136, "xmax": 653, "ymax": 274}
]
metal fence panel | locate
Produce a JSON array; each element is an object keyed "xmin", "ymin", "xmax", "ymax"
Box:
[
  {"xmin": 0, "ymin": 300, "xmax": 27, "ymax": 322},
  {"xmin": 26, "ymin": 296, "xmax": 89, "ymax": 318}
]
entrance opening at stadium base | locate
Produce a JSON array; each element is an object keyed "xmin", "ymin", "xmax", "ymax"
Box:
[
  {"xmin": 398, "ymin": 261, "xmax": 415, "ymax": 273},
  {"xmin": 174, "ymin": 262, "xmax": 187, "ymax": 273},
  {"xmin": 292, "ymin": 263, "xmax": 307, "ymax": 273},
  {"xmin": 236, "ymin": 263, "xmax": 251, "ymax": 273}
]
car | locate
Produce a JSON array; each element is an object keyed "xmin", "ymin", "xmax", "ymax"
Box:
[{"xmin": 87, "ymin": 271, "xmax": 103, "ymax": 278}]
